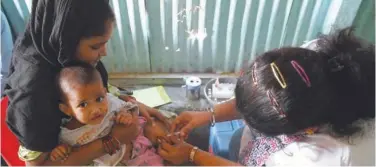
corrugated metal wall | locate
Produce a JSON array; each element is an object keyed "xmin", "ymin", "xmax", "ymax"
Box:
[
  {"xmin": 2, "ymin": 0, "xmax": 373, "ymax": 73},
  {"xmin": 353, "ymin": 0, "xmax": 375, "ymax": 43},
  {"xmin": 104, "ymin": 0, "xmax": 364, "ymax": 73},
  {"xmin": 104, "ymin": 0, "xmax": 151, "ymax": 73},
  {"xmin": 145, "ymin": 0, "xmax": 333, "ymax": 73}
]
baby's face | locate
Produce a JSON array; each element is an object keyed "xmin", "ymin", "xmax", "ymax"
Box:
[{"xmin": 65, "ymin": 81, "xmax": 109, "ymax": 125}]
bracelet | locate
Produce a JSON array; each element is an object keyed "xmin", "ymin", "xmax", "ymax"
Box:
[
  {"xmin": 107, "ymin": 138, "xmax": 116, "ymax": 155},
  {"xmin": 102, "ymin": 138, "xmax": 111, "ymax": 155},
  {"xmin": 189, "ymin": 146, "xmax": 199, "ymax": 162},
  {"xmin": 109, "ymin": 140, "xmax": 118, "ymax": 155},
  {"xmin": 111, "ymin": 136, "xmax": 121, "ymax": 151},
  {"xmin": 208, "ymin": 107, "xmax": 215, "ymax": 127},
  {"xmin": 102, "ymin": 135, "xmax": 116, "ymax": 156},
  {"xmin": 109, "ymin": 138, "xmax": 120, "ymax": 152},
  {"xmin": 104, "ymin": 138, "xmax": 114, "ymax": 156}
]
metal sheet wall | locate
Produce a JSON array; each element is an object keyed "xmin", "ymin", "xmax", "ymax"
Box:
[
  {"xmin": 353, "ymin": 0, "xmax": 375, "ymax": 43},
  {"xmin": 144, "ymin": 0, "xmax": 335, "ymax": 73},
  {"xmin": 2, "ymin": 0, "xmax": 371, "ymax": 73}
]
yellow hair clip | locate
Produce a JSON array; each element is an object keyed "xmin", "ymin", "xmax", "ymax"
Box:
[
  {"xmin": 305, "ymin": 127, "xmax": 318, "ymax": 135},
  {"xmin": 270, "ymin": 62, "xmax": 287, "ymax": 89}
]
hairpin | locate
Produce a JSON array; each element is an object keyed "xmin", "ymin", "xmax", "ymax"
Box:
[
  {"xmin": 239, "ymin": 70, "xmax": 244, "ymax": 77},
  {"xmin": 290, "ymin": 60, "xmax": 311, "ymax": 87},
  {"xmin": 266, "ymin": 90, "xmax": 286, "ymax": 117},
  {"xmin": 251, "ymin": 63, "xmax": 258, "ymax": 85},
  {"xmin": 270, "ymin": 62, "xmax": 287, "ymax": 89}
]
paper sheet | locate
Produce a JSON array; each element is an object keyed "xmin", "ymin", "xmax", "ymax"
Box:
[{"xmin": 132, "ymin": 86, "xmax": 171, "ymax": 108}]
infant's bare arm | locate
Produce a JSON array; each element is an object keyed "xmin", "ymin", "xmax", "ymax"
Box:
[{"xmin": 143, "ymin": 118, "xmax": 169, "ymax": 146}]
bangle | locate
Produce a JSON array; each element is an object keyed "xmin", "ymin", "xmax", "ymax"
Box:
[
  {"xmin": 189, "ymin": 146, "xmax": 199, "ymax": 162},
  {"xmin": 104, "ymin": 139, "xmax": 114, "ymax": 155},
  {"xmin": 102, "ymin": 138, "xmax": 110, "ymax": 154},
  {"xmin": 208, "ymin": 107, "xmax": 215, "ymax": 127},
  {"xmin": 102, "ymin": 135, "xmax": 116, "ymax": 155},
  {"xmin": 107, "ymin": 138, "xmax": 116, "ymax": 155},
  {"xmin": 110, "ymin": 136, "xmax": 121, "ymax": 151},
  {"xmin": 108, "ymin": 140, "xmax": 116, "ymax": 155},
  {"xmin": 111, "ymin": 136, "xmax": 121, "ymax": 150}
]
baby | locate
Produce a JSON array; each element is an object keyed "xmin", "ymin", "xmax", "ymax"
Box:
[{"xmin": 50, "ymin": 63, "xmax": 168, "ymax": 166}]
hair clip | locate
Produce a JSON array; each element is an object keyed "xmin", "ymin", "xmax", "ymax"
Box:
[
  {"xmin": 239, "ymin": 70, "xmax": 244, "ymax": 77},
  {"xmin": 304, "ymin": 127, "xmax": 318, "ymax": 135},
  {"xmin": 290, "ymin": 60, "xmax": 311, "ymax": 87},
  {"xmin": 270, "ymin": 62, "xmax": 287, "ymax": 89},
  {"xmin": 251, "ymin": 63, "xmax": 258, "ymax": 85},
  {"xmin": 266, "ymin": 90, "xmax": 286, "ymax": 117}
]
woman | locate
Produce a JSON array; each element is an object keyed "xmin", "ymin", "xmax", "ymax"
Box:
[
  {"xmin": 4, "ymin": 0, "xmax": 168, "ymax": 165},
  {"xmin": 161, "ymin": 28, "xmax": 375, "ymax": 166}
]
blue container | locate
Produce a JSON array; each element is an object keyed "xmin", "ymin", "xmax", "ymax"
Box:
[{"xmin": 209, "ymin": 119, "xmax": 245, "ymax": 159}]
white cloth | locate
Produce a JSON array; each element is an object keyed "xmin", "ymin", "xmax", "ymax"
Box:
[
  {"xmin": 300, "ymin": 39, "xmax": 320, "ymax": 51},
  {"xmin": 59, "ymin": 93, "xmax": 138, "ymax": 166},
  {"xmin": 239, "ymin": 120, "xmax": 375, "ymax": 166}
]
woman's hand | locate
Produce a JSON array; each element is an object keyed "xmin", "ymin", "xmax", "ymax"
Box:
[
  {"xmin": 138, "ymin": 102, "xmax": 171, "ymax": 127},
  {"xmin": 160, "ymin": 134, "xmax": 242, "ymax": 166},
  {"xmin": 118, "ymin": 95, "xmax": 171, "ymax": 128},
  {"xmin": 171, "ymin": 99, "xmax": 241, "ymax": 140},
  {"xmin": 158, "ymin": 135, "xmax": 194, "ymax": 165},
  {"xmin": 170, "ymin": 111, "xmax": 212, "ymax": 139}
]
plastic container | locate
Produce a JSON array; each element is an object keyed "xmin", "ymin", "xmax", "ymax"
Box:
[
  {"xmin": 212, "ymin": 83, "xmax": 235, "ymax": 99},
  {"xmin": 203, "ymin": 78, "xmax": 237, "ymax": 104},
  {"xmin": 209, "ymin": 119, "xmax": 245, "ymax": 159},
  {"xmin": 182, "ymin": 76, "xmax": 202, "ymax": 100}
]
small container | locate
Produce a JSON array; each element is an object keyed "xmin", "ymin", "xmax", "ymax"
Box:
[{"xmin": 182, "ymin": 76, "xmax": 202, "ymax": 100}]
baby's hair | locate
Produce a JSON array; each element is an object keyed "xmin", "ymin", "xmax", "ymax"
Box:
[
  {"xmin": 235, "ymin": 27, "xmax": 375, "ymax": 137},
  {"xmin": 56, "ymin": 62, "xmax": 103, "ymax": 102}
]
